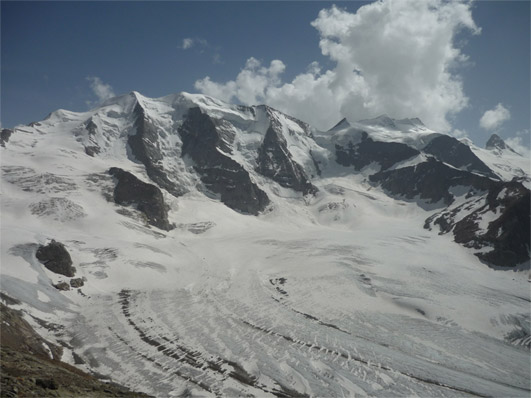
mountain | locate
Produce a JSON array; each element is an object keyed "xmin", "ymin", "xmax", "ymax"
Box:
[{"xmin": 1, "ymin": 92, "xmax": 530, "ymax": 397}]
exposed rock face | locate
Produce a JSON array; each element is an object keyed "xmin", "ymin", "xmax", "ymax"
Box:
[
  {"xmin": 84, "ymin": 146, "xmax": 100, "ymax": 157},
  {"xmin": 36, "ymin": 240, "xmax": 76, "ymax": 277},
  {"xmin": 335, "ymin": 132, "xmax": 419, "ymax": 171},
  {"xmin": 109, "ymin": 167, "xmax": 173, "ymax": 231},
  {"xmin": 423, "ymin": 135, "xmax": 496, "ymax": 178},
  {"xmin": 70, "ymin": 278, "xmax": 85, "ymax": 288},
  {"xmin": 179, "ymin": 107, "xmax": 269, "ymax": 215},
  {"xmin": 485, "ymin": 133, "xmax": 520, "ymax": 155},
  {"xmin": 369, "ymin": 157, "xmax": 494, "ymax": 205},
  {"xmin": 476, "ymin": 183, "xmax": 530, "ymax": 266},
  {"xmin": 53, "ymin": 281, "xmax": 70, "ymax": 291},
  {"xmin": 129, "ymin": 102, "xmax": 185, "ymax": 197},
  {"xmin": 486, "ymin": 134, "xmax": 507, "ymax": 150},
  {"xmin": 0, "ymin": 129, "xmax": 13, "ymax": 147},
  {"xmin": 257, "ymin": 126, "xmax": 317, "ymax": 195},
  {"xmin": 426, "ymin": 180, "xmax": 531, "ymax": 267},
  {"xmin": 83, "ymin": 119, "xmax": 101, "ymax": 157}
]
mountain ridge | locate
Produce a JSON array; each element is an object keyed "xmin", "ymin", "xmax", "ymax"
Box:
[
  {"xmin": 1, "ymin": 90, "xmax": 530, "ymax": 398},
  {"xmin": 2, "ymin": 90, "xmax": 529, "ymax": 267}
]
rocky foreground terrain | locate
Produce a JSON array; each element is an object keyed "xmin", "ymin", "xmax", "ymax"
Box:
[{"xmin": 1, "ymin": 297, "xmax": 151, "ymax": 398}]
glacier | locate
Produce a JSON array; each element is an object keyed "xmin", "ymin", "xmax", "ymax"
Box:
[{"xmin": 1, "ymin": 91, "xmax": 529, "ymax": 397}]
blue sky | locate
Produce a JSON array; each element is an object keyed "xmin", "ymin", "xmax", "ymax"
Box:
[{"xmin": 1, "ymin": 1, "xmax": 529, "ymax": 151}]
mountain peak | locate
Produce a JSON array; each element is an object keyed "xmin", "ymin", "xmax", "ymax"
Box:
[
  {"xmin": 329, "ymin": 118, "xmax": 350, "ymax": 131},
  {"xmin": 396, "ymin": 117, "xmax": 425, "ymax": 127},
  {"xmin": 485, "ymin": 133, "xmax": 520, "ymax": 155},
  {"xmin": 486, "ymin": 133, "xmax": 507, "ymax": 150},
  {"xmin": 359, "ymin": 114, "xmax": 396, "ymax": 128}
]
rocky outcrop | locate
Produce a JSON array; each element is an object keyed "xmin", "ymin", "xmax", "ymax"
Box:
[
  {"xmin": 369, "ymin": 157, "xmax": 495, "ymax": 205},
  {"xmin": 426, "ymin": 180, "xmax": 530, "ymax": 267},
  {"xmin": 0, "ymin": 302, "xmax": 152, "ymax": 398},
  {"xmin": 0, "ymin": 303, "xmax": 63, "ymax": 360},
  {"xmin": 257, "ymin": 126, "xmax": 317, "ymax": 195},
  {"xmin": 1, "ymin": 129, "xmax": 13, "ymax": 147},
  {"xmin": 83, "ymin": 119, "xmax": 101, "ymax": 157},
  {"xmin": 423, "ymin": 135, "xmax": 496, "ymax": 178},
  {"xmin": 36, "ymin": 240, "xmax": 76, "ymax": 277},
  {"xmin": 109, "ymin": 167, "xmax": 173, "ymax": 231},
  {"xmin": 70, "ymin": 278, "xmax": 85, "ymax": 288},
  {"xmin": 53, "ymin": 281, "xmax": 70, "ymax": 291},
  {"xmin": 179, "ymin": 107, "xmax": 269, "ymax": 215},
  {"xmin": 486, "ymin": 133, "xmax": 519, "ymax": 155},
  {"xmin": 486, "ymin": 134, "xmax": 507, "ymax": 150},
  {"xmin": 475, "ymin": 183, "xmax": 530, "ymax": 266},
  {"xmin": 335, "ymin": 132, "xmax": 419, "ymax": 171},
  {"xmin": 129, "ymin": 102, "xmax": 185, "ymax": 197}
]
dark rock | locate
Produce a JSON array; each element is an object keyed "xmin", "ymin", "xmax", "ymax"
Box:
[
  {"xmin": 84, "ymin": 146, "xmax": 100, "ymax": 157},
  {"xmin": 369, "ymin": 157, "xmax": 495, "ymax": 205},
  {"xmin": 82, "ymin": 119, "xmax": 101, "ymax": 157},
  {"xmin": 179, "ymin": 107, "xmax": 269, "ymax": 215},
  {"xmin": 486, "ymin": 133, "xmax": 519, "ymax": 155},
  {"xmin": 36, "ymin": 240, "xmax": 76, "ymax": 277},
  {"xmin": 423, "ymin": 135, "xmax": 496, "ymax": 178},
  {"xmin": 336, "ymin": 132, "xmax": 419, "ymax": 171},
  {"xmin": 53, "ymin": 282, "xmax": 70, "ymax": 291},
  {"xmin": 486, "ymin": 134, "xmax": 507, "ymax": 150},
  {"xmin": 36, "ymin": 378, "xmax": 58, "ymax": 390},
  {"xmin": 0, "ymin": 293, "xmax": 21, "ymax": 306},
  {"xmin": 129, "ymin": 101, "xmax": 186, "ymax": 197},
  {"xmin": 85, "ymin": 119, "xmax": 98, "ymax": 136},
  {"xmin": 425, "ymin": 180, "xmax": 530, "ymax": 267},
  {"xmin": 1, "ymin": 129, "xmax": 13, "ymax": 147},
  {"xmin": 108, "ymin": 167, "xmax": 173, "ymax": 231},
  {"xmin": 257, "ymin": 125, "xmax": 317, "ymax": 195},
  {"xmin": 329, "ymin": 118, "xmax": 350, "ymax": 130},
  {"xmin": 458, "ymin": 182, "xmax": 530, "ymax": 267},
  {"xmin": 69, "ymin": 278, "xmax": 84, "ymax": 288}
]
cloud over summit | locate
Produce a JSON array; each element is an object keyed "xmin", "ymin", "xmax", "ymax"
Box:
[
  {"xmin": 195, "ymin": 0, "xmax": 479, "ymax": 132},
  {"xmin": 480, "ymin": 103, "xmax": 511, "ymax": 131},
  {"xmin": 86, "ymin": 76, "xmax": 115, "ymax": 105}
]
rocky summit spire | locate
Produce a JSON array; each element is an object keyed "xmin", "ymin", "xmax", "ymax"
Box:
[{"xmin": 486, "ymin": 133, "xmax": 507, "ymax": 150}]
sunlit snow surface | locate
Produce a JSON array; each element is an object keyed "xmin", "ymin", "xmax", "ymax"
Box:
[{"xmin": 1, "ymin": 94, "xmax": 530, "ymax": 397}]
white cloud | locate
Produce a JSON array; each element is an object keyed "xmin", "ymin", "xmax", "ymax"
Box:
[
  {"xmin": 479, "ymin": 103, "xmax": 511, "ymax": 131},
  {"xmin": 86, "ymin": 76, "xmax": 115, "ymax": 104},
  {"xmin": 194, "ymin": 0, "xmax": 479, "ymax": 131},
  {"xmin": 182, "ymin": 38, "xmax": 194, "ymax": 49},
  {"xmin": 195, "ymin": 57, "xmax": 286, "ymax": 105},
  {"xmin": 505, "ymin": 130, "xmax": 530, "ymax": 157},
  {"xmin": 181, "ymin": 37, "xmax": 208, "ymax": 50},
  {"xmin": 451, "ymin": 128, "xmax": 469, "ymax": 139}
]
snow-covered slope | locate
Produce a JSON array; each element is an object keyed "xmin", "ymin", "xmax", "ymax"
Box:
[{"xmin": 1, "ymin": 92, "xmax": 530, "ymax": 397}]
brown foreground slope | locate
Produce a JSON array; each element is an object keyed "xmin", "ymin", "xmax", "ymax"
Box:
[{"xmin": 1, "ymin": 300, "xmax": 151, "ymax": 398}]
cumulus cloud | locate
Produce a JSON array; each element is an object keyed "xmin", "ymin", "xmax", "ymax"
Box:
[
  {"xmin": 195, "ymin": 0, "xmax": 479, "ymax": 131},
  {"xmin": 505, "ymin": 130, "xmax": 530, "ymax": 157},
  {"xmin": 479, "ymin": 103, "xmax": 511, "ymax": 131},
  {"xmin": 196, "ymin": 57, "xmax": 285, "ymax": 104},
  {"xmin": 86, "ymin": 76, "xmax": 115, "ymax": 104}
]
